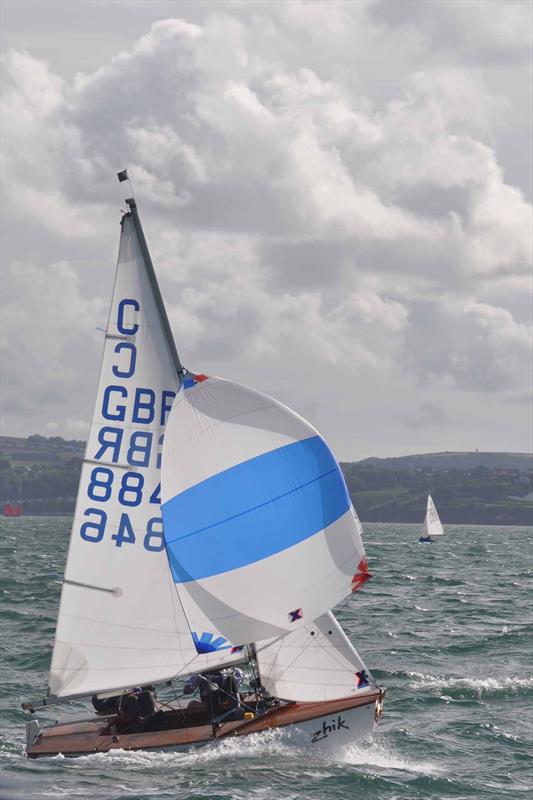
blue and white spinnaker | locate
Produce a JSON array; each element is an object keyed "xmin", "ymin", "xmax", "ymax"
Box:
[{"xmin": 161, "ymin": 375, "xmax": 368, "ymax": 650}]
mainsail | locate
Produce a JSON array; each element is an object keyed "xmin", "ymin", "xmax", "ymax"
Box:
[
  {"xmin": 256, "ymin": 611, "xmax": 373, "ymax": 702},
  {"xmin": 423, "ymin": 494, "xmax": 444, "ymax": 537},
  {"xmin": 161, "ymin": 376, "xmax": 369, "ymax": 651},
  {"xmin": 49, "ymin": 201, "xmax": 240, "ymax": 698}
]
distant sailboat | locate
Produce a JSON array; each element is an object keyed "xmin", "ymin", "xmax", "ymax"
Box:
[
  {"xmin": 419, "ymin": 494, "xmax": 444, "ymax": 542},
  {"xmin": 23, "ymin": 176, "xmax": 385, "ymax": 758},
  {"xmin": 3, "ymin": 502, "xmax": 22, "ymax": 518}
]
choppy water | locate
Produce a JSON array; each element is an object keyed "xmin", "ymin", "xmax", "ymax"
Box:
[{"xmin": 1, "ymin": 518, "xmax": 532, "ymax": 800}]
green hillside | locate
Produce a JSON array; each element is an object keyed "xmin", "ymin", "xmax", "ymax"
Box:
[
  {"xmin": 0, "ymin": 435, "xmax": 84, "ymax": 466},
  {"xmin": 341, "ymin": 459, "xmax": 533, "ymax": 525},
  {"xmin": 358, "ymin": 451, "xmax": 532, "ymax": 473},
  {"xmin": 1, "ymin": 436, "xmax": 532, "ymax": 524}
]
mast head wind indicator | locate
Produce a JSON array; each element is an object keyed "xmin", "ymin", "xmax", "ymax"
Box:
[{"xmin": 117, "ymin": 168, "xmax": 136, "ymax": 202}]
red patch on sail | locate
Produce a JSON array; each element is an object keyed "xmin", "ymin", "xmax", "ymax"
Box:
[
  {"xmin": 351, "ymin": 557, "xmax": 372, "ymax": 592},
  {"xmin": 193, "ymin": 374, "xmax": 209, "ymax": 383}
]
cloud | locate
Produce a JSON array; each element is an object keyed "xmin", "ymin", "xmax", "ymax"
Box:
[
  {"xmin": 406, "ymin": 298, "xmax": 531, "ymax": 391},
  {"xmin": 2, "ymin": 49, "xmax": 106, "ymax": 237},
  {"xmin": 1, "ymin": 1, "xmax": 531, "ymax": 456},
  {"xmin": 402, "ymin": 400, "xmax": 451, "ymax": 429},
  {"xmin": 370, "ymin": 0, "xmax": 532, "ymax": 65},
  {"xmin": 1, "ymin": 260, "xmax": 105, "ymax": 438}
]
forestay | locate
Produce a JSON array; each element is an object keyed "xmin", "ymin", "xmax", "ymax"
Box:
[
  {"xmin": 256, "ymin": 612, "xmax": 373, "ymax": 702},
  {"xmin": 49, "ymin": 207, "xmax": 240, "ymax": 698},
  {"xmin": 423, "ymin": 494, "xmax": 444, "ymax": 537},
  {"xmin": 161, "ymin": 376, "xmax": 369, "ymax": 651}
]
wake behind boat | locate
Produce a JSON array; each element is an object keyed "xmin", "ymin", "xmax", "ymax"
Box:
[
  {"xmin": 419, "ymin": 494, "xmax": 444, "ymax": 542},
  {"xmin": 23, "ymin": 177, "xmax": 385, "ymax": 758}
]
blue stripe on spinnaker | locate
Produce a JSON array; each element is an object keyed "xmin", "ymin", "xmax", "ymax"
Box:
[{"xmin": 162, "ymin": 435, "xmax": 350, "ymax": 582}]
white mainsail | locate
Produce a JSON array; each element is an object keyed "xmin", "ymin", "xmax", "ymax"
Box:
[
  {"xmin": 161, "ymin": 376, "xmax": 370, "ymax": 651},
  {"xmin": 423, "ymin": 494, "xmax": 444, "ymax": 537},
  {"xmin": 49, "ymin": 202, "xmax": 241, "ymax": 698},
  {"xmin": 256, "ymin": 612, "xmax": 373, "ymax": 702}
]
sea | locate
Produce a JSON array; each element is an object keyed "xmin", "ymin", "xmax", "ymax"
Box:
[{"xmin": 1, "ymin": 518, "xmax": 532, "ymax": 800}]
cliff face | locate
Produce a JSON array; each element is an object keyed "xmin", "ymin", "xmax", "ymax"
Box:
[{"xmin": 1, "ymin": 437, "xmax": 532, "ymax": 525}]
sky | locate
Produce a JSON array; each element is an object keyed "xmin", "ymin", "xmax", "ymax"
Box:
[{"xmin": 1, "ymin": 0, "xmax": 532, "ymax": 461}]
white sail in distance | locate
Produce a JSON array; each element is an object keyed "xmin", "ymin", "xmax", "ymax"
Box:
[
  {"xmin": 161, "ymin": 376, "xmax": 371, "ymax": 652},
  {"xmin": 49, "ymin": 201, "xmax": 241, "ymax": 698},
  {"xmin": 423, "ymin": 494, "xmax": 444, "ymax": 537}
]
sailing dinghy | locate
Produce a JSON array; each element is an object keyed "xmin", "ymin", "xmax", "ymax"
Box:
[
  {"xmin": 419, "ymin": 494, "xmax": 444, "ymax": 542},
  {"xmin": 23, "ymin": 181, "xmax": 385, "ymax": 758}
]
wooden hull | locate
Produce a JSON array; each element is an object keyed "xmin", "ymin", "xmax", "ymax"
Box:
[{"xmin": 26, "ymin": 688, "xmax": 384, "ymax": 758}]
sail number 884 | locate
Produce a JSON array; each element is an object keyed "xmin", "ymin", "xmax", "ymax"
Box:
[{"xmin": 81, "ymin": 466, "xmax": 164, "ymax": 551}]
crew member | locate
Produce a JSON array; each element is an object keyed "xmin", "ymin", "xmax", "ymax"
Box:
[{"xmin": 184, "ymin": 668, "xmax": 244, "ymax": 719}]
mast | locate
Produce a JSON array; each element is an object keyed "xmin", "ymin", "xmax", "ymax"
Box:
[{"xmin": 125, "ymin": 197, "xmax": 184, "ymax": 378}]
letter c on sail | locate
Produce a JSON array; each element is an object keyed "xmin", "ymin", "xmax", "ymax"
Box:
[
  {"xmin": 112, "ymin": 342, "xmax": 137, "ymax": 378},
  {"xmin": 117, "ymin": 298, "xmax": 140, "ymax": 335}
]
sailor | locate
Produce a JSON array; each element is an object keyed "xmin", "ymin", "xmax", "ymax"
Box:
[
  {"xmin": 134, "ymin": 685, "xmax": 166, "ymax": 733},
  {"xmin": 184, "ymin": 668, "xmax": 244, "ymax": 718},
  {"xmin": 91, "ymin": 693, "xmax": 122, "ymax": 716},
  {"xmin": 219, "ymin": 667, "xmax": 244, "ymax": 711},
  {"xmin": 92, "ymin": 686, "xmax": 146, "ymax": 716},
  {"xmin": 184, "ymin": 670, "xmax": 224, "ymax": 715},
  {"xmin": 136, "ymin": 685, "xmax": 158, "ymax": 717},
  {"xmin": 110, "ymin": 685, "xmax": 161, "ymax": 733},
  {"xmin": 183, "ymin": 673, "xmax": 201, "ymax": 698}
]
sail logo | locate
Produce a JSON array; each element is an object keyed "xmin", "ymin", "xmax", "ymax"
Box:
[
  {"xmin": 192, "ymin": 631, "xmax": 233, "ymax": 654},
  {"xmin": 311, "ymin": 715, "xmax": 349, "ymax": 743},
  {"xmin": 288, "ymin": 608, "xmax": 303, "ymax": 622}
]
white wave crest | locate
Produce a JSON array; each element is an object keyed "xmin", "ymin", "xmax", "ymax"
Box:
[
  {"xmin": 501, "ymin": 623, "xmax": 530, "ymax": 635},
  {"xmin": 408, "ymin": 672, "xmax": 533, "ymax": 695},
  {"xmin": 68, "ymin": 726, "xmax": 296, "ymax": 770},
  {"xmin": 339, "ymin": 739, "xmax": 442, "ymax": 775},
  {"xmin": 45, "ymin": 727, "xmax": 442, "ymax": 780}
]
